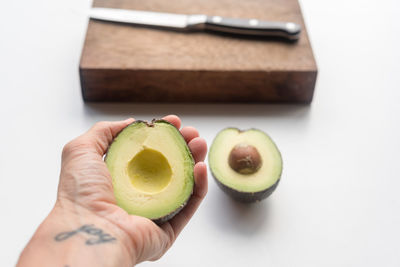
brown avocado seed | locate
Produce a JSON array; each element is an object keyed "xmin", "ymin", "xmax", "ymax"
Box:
[{"xmin": 228, "ymin": 143, "xmax": 262, "ymax": 175}]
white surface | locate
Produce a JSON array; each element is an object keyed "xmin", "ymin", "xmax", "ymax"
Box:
[{"xmin": 1, "ymin": 0, "xmax": 400, "ymax": 266}]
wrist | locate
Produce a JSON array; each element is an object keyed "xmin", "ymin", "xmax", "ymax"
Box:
[{"xmin": 17, "ymin": 199, "xmax": 137, "ymax": 267}]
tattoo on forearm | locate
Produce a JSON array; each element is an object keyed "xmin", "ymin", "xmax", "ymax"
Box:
[{"xmin": 54, "ymin": 224, "xmax": 116, "ymax": 245}]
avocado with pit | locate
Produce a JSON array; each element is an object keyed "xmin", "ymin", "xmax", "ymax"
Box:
[
  {"xmin": 209, "ymin": 128, "xmax": 282, "ymax": 202},
  {"xmin": 105, "ymin": 120, "xmax": 194, "ymax": 224}
]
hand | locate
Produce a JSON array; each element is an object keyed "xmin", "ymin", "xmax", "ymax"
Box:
[{"xmin": 17, "ymin": 115, "xmax": 208, "ymax": 267}]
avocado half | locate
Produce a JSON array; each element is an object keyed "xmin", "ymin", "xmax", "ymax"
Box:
[
  {"xmin": 105, "ymin": 120, "xmax": 194, "ymax": 224},
  {"xmin": 209, "ymin": 128, "xmax": 282, "ymax": 202}
]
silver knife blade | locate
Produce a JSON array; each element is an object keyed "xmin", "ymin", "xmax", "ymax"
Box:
[
  {"xmin": 90, "ymin": 7, "xmax": 198, "ymax": 29},
  {"xmin": 89, "ymin": 7, "xmax": 301, "ymax": 40}
]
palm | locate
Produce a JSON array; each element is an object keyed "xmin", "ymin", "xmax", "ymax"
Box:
[{"xmin": 58, "ymin": 115, "xmax": 207, "ymax": 264}]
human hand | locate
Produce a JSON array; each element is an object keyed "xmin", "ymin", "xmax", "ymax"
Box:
[{"xmin": 17, "ymin": 115, "xmax": 208, "ymax": 267}]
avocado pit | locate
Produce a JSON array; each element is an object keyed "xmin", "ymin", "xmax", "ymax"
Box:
[{"xmin": 228, "ymin": 143, "xmax": 262, "ymax": 175}]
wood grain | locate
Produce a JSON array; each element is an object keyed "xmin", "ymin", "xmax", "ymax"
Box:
[{"xmin": 80, "ymin": 0, "xmax": 317, "ymax": 103}]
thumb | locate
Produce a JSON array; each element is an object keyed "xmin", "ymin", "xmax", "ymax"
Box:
[{"xmin": 82, "ymin": 118, "xmax": 134, "ymax": 155}]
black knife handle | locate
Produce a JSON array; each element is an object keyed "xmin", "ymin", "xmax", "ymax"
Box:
[{"xmin": 202, "ymin": 16, "xmax": 301, "ymax": 40}]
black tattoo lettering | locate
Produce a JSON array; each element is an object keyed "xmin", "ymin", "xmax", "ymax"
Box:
[{"xmin": 54, "ymin": 224, "xmax": 116, "ymax": 245}]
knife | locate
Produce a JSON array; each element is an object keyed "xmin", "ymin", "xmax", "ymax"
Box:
[{"xmin": 90, "ymin": 7, "xmax": 301, "ymax": 40}]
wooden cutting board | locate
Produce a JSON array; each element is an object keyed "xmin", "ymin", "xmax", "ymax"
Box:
[{"xmin": 80, "ymin": 0, "xmax": 317, "ymax": 103}]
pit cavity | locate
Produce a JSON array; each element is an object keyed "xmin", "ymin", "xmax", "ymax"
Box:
[{"xmin": 127, "ymin": 148, "xmax": 172, "ymax": 194}]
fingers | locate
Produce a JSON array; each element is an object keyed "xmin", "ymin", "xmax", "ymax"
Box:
[
  {"xmin": 188, "ymin": 137, "xmax": 207, "ymax": 163},
  {"xmin": 162, "ymin": 115, "xmax": 206, "ymax": 163},
  {"xmin": 162, "ymin": 115, "xmax": 181, "ymax": 129},
  {"xmin": 180, "ymin": 126, "xmax": 199, "ymax": 143},
  {"xmin": 165, "ymin": 162, "xmax": 208, "ymax": 237},
  {"xmin": 84, "ymin": 118, "xmax": 134, "ymax": 155}
]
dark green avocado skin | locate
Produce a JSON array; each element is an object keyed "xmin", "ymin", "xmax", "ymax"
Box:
[
  {"xmin": 212, "ymin": 174, "xmax": 280, "ymax": 203},
  {"xmin": 153, "ymin": 203, "xmax": 188, "ymax": 225},
  {"xmin": 106, "ymin": 119, "xmax": 194, "ymax": 225}
]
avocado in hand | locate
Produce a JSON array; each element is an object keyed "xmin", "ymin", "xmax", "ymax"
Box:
[
  {"xmin": 209, "ymin": 128, "xmax": 282, "ymax": 202},
  {"xmin": 105, "ymin": 120, "xmax": 194, "ymax": 224}
]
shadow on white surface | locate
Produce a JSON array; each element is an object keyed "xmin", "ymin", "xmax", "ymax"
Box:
[
  {"xmin": 83, "ymin": 103, "xmax": 311, "ymax": 119},
  {"xmin": 209, "ymin": 188, "xmax": 271, "ymax": 236}
]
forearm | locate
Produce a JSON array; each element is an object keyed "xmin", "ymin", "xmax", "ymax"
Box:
[{"xmin": 17, "ymin": 201, "xmax": 136, "ymax": 267}]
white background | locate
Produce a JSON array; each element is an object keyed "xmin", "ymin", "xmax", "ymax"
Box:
[{"xmin": 1, "ymin": 0, "xmax": 400, "ymax": 266}]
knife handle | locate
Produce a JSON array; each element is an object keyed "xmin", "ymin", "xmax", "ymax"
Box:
[{"xmin": 199, "ymin": 16, "xmax": 301, "ymax": 40}]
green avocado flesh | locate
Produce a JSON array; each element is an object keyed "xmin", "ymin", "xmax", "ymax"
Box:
[
  {"xmin": 209, "ymin": 128, "xmax": 282, "ymax": 193},
  {"xmin": 105, "ymin": 120, "xmax": 194, "ymax": 221}
]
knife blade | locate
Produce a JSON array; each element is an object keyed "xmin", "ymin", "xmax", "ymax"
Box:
[{"xmin": 90, "ymin": 7, "xmax": 301, "ymax": 40}]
